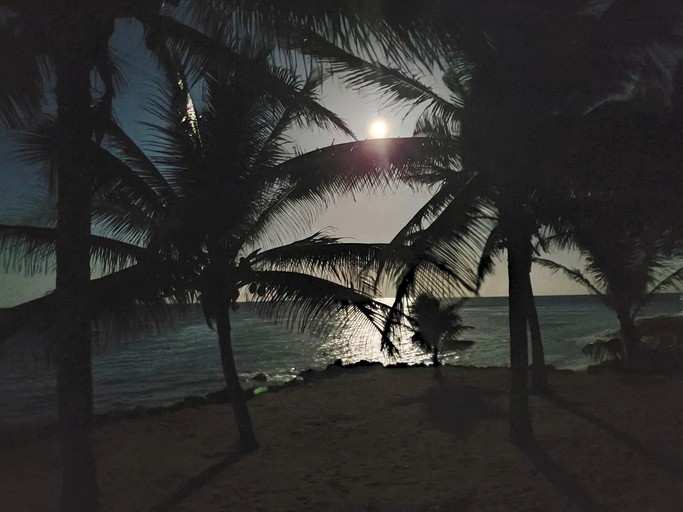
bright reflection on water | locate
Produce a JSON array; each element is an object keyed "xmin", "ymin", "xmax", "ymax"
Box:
[{"xmin": 1, "ymin": 294, "xmax": 681, "ymax": 423}]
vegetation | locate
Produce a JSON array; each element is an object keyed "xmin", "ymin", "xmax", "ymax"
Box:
[
  {"xmin": 0, "ymin": 3, "xmax": 436, "ymax": 507},
  {"xmin": 1, "ymin": 3, "xmax": 179, "ymax": 509},
  {"xmin": 303, "ymin": 0, "xmax": 683, "ymax": 431},
  {"xmin": 536, "ymin": 207, "xmax": 683, "ymax": 368},
  {"xmin": 408, "ymin": 294, "xmax": 473, "ymax": 378},
  {"xmin": 3, "ymin": 1, "xmax": 683, "ymax": 509}
]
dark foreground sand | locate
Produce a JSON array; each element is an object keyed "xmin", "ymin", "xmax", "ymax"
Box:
[{"xmin": 2, "ymin": 366, "xmax": 683, "ymax": 511}]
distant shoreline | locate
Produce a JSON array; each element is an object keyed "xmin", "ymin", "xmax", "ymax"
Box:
[{"xmin": 0, "ymin": 361, "xmax": 577, "ymax": 448}]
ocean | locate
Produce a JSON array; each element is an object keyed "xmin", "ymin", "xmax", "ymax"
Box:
[{"xmin": 1, "ymin": 294, "xmax": 681, "ymax": 424}]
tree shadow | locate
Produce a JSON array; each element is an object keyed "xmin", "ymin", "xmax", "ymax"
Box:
[
  {"xmin": 394, "ymin": 380, "xmax": 506, "ymax": 438},
  {"xmin": 513, "ymin": 436, "xmax": 617, "ymax": 512},
  {"xmin": 545, "ymin": 394, "xmax": 683, "ymax": 479},
  {"xmin": 398, "ymin": 381, "xmax": 611, "ymax": 511},
  {"xmin": 148, "ymin": 448, "xmax": 248, "ymax": 512}
]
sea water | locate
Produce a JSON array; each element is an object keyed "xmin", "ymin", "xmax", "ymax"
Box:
[{"xmin": 1, "ymin": 294, "xmax": 681, "ymax": 424}]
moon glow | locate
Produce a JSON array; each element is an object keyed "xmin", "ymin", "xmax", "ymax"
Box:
[{"xmin": 368, "ymin": 118, "xmax": 389, "ymax": 138}]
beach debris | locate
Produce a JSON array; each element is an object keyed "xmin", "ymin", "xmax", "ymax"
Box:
[{"xmin": 253, "ymin": 386, "xmax": 269, "ymax": 396}]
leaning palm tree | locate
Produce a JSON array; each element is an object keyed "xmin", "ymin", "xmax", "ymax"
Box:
[
  {"xmin": 1, "ymin": 3, "xmax": 442, "ymax": 506},
  {"xmin": 2, "ymin": 37, "xmax": 456, "ymax": 449},
  {"xmin": 408, "ymin": 294, "xmax": 473, "ymax": 378}
]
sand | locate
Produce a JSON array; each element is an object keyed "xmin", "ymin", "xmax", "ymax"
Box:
[{"xmin": 2, "ymin": 366, "xmax": 683, "ymax": 511}]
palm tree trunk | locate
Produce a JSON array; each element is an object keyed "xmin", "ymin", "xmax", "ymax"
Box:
[
  {"xmin": 55, "ymin": 6, "xmax": 97, "ymax": 511},
  {"xmin": 524, "ymin": 273, "xmax": 551, "ymax": 395},
  {"xmin": 432, "ymin": 346, "xmax": 443, "ymax": 380},
  {"xmin": 215, "ymin": 298, "xmax": 259, "ymax": 451},
  {"xmin": 507, "ymin": 233, "xmax": 534, "ymax": 443},
  {"xmin": 617, "ymin": 308, "xmax": 640, "ymax": 369}
]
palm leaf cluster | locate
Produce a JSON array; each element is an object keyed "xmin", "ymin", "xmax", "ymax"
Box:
[{"xmin": 408, "ymin": 294, "xmax": 473, "ymax": 358}]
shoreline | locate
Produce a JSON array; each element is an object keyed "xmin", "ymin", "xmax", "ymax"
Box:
[
  {"xmin": 7, "ymin": 310, "xmax": 683, "ymax": 442},
  {"xmin": 5, "ymin": 310, "xmax": 683, "ymax": 447},
  {"xmin": 3, "ymin": 364, "xmax": 683, "ymax": 511},
  {"xmin": 2, "ymin": 360, "xmax": 542, "ymax": 448}
]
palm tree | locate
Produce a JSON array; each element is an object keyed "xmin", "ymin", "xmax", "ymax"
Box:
[
  {"xmin": 408, "ymin": 294, "xmax": 473, "ymax": 378},
  {"xmin": 536, "ymin": 200, "xmax": 683, "ymax": 368},
  {"xmin": 1, "ymin": 3, "xmax": 434, "ymax": 506},
  {"xmin": 0, "ymin": 3, "xmax": 236, "ymax": 508},
  {"xmin": 301, "ymin": 36, "xmax": 567, "ymax": 431},
  {"xmin": 2, "ymin": 34, "xmax": 456, "ymax": 450},
  {"xmin": 1, "ymin": 4, "xmax": 137, "ymax": 509},
  {"xmin": 293, "ymin": 0, "xmax": 683, "ymax": 439}
]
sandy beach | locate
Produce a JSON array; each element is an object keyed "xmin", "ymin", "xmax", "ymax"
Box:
[{"xmin": 2, "ymin": 365, "xmax": 683, "ymax": 511}]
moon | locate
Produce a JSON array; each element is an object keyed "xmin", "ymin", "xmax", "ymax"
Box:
[{"xmin": 368, "ymin": 118, "xmax": 389, "ymax": 138}]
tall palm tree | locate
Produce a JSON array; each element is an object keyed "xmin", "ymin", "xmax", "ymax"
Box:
[
  {"xmin": 299, "ymin": 34, "xmax": 566, "ymax": 429},
  {"xmin": 292, "ymin": 0, "xmax": 683, "ymax": 440},
  {"xmin": 2, "ymin": 4, "xmax": 136, "ymax": 509},
  {"xmin": 0, "ymin": 3, "xmax": 233, "ymax": 509}
]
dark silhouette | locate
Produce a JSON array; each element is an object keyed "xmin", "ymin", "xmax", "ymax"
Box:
[
  {"xmin": 536, "ymin": 109, "xmax": 683, "ymax": 368},
  {"xmin": 300, "ymin": 0, "xmax": 683, "ymax": 440},
  {"xmin": 1, "ymin": 35, "xmax": 448, "ymax": 451},
  {"xmin": 1, "ymin": 4, "xmax": 441, "ymax": 506},
  {"xmin": 149, "ymin": 449, "xmax": 247, "ymax": 512},
  {"xmin": 537, "ymin": 235, "xmax": 683, "ymax": 368},
  {"xmin": 408, "ymin": 294, "xmax": 473, "ymax": 378}
]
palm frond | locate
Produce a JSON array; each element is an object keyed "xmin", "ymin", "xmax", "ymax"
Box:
[
  {"xmin": 189, "ymin": 1, "xmax": 445, "ymax": 71},
  {"xmin": 101, "ymin": 119, "xmax": 177, "ymax": 205},
  {"xmin": 0, "ymin": 224, "xmax": 144, "ymax": 276},
  {"xmin": 0, "ymin": 263, "xmax": 197, "ymax": 364},
  {"xmin": 414, "ymin": 109, "xmax": 459, "ymax": 138},
  {"xmin": 13, "ymin": 116, "xmax": 59, "ymax": 191},
  {"xmin": 249, "ymin": 68, "xmax": 331, "ymax": 171},
  {"xmin": 273, "ymin": 137, "xmax": 457, "ymax": 195},
  {"xmin": 293, "ymin": 30, "xmax": 460, "ymax": 123},
  {"xmin": 259, "ymin": 62, "xmax": 355, "ymax": 139},
  {"xmin": 90, "ymin": 200, "xmax": 155, "ymax": 247},
  {"xmin": 0, "ymin": 19, "xmax": 47, "ymax": 129},
  {"xmin": 14, "ymin": 115, "xmax": 170, "ymax": 218},
  {"xmin": 245, "ymin": 269, "xmax": 390, "ymax": 342},
  {"xmin": 533, "ymin": 257, "xmax": 610, "ymax": 305},
  {"xmin": 142, "ymin": 13, "xmax": 245, "ymax": 85},
  {"xmin": 582, "ymin": 337, "xmax": 623, "ymax": 362},
  {"xmin": 634, "ymin": 265, "xmax": 683, "ymax": 317},
  {"xmin": 399, "ymin": 192, "xmax": 496, "ymax": 294},
  {"xmin": 390, "ymin": 170, "xmax": 479, "ymax": 242},
  {"xmin": 251, "ymin": 233, "xmax": 385, "ymax": 290},
  {"xmin": 380, "ymin": 266, "xmax": 417, "ymax": 356},
  {"xmin": 92, "ymin": 147, "xmax": 168, "ymax": 218},
  {"xmin": 248, "ymin": 138, "xmax": 456, "ymax": 246}
]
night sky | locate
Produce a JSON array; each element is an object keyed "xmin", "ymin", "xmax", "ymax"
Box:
[{"xmin": 0, "ymin": 18, "xmax": 587, "ymax": 308}]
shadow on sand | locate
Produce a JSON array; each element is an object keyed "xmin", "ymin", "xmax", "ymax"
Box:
[
  {"xmin": 394, "ymin": 379, "xmax": 506, "ymax": 438},
  {"xmin": 545, "ymin": 394, "xmax": 683, "ymax": 480},
  {"xmin": 403, "ymin": 380, "xmax": 614, "ymax": 511},
  {"xmin": 513, "ymin": 436, "xmax": 617, "ymax": 512},
  {"xmin": 148, "ymin": 448, "xmax": 248, "ymax": 512}
]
